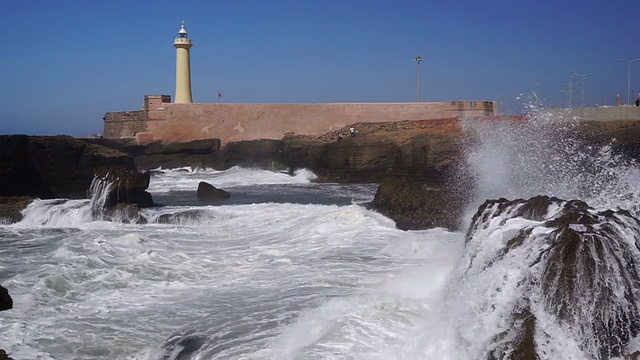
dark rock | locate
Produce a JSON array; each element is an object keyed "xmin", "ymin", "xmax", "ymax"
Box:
[
  {"xmin": 214, "ymin": 139, "xmax": 286, "ymax": 170},
  {"xmin": 197, "ymin": 182, "xmax": 230, "ymax": 200},
  {"xmin": 0, "ymin": 196, "xmax": 35, "ymax": 224},
  {"xmin": 0, "ymin": 284, "xmax": 12, "ymax": 311},
  {"xmin": 0, "ymin": 135, "xmax": 151, "ymax": 209},
  {"xmin": 156, "ymin": 210, "xmax": 209, "ymax": 224},
  {"xmin": 281, "ymin": 119, "xmax": 466, "ymax": 183},
  {"xmin": 94, "ymin": 166, "xmax": 153, "ymax": 208},
  {"xmin": 0, "ymin": 349, "xmax": 14, "ymax": 360},
  {"xmin": 84, "ymin": 138, "xmax": 222, "ymax": 170},
  {"xmin": 468, "ymin": 195, "xmax": 640, "ymax": 359},
  {"xmin": 104, "ymin": 203, "xmax": 147, "ymax": 224},
  {"xmin": 370, "ymin": 177, "xmax": 467, "ymax": 230}
]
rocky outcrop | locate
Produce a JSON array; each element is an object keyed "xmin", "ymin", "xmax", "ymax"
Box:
[
  {"xmin": 84, "ymin": 138, "xmax": 223, "ymax": 170},
  {"xmin": 0, "ymin": 135, "xmax": 152, "ymax": 209},
  {"xmin": 370, "ymin": 177, "xmax": 468, "ymax": 230},
  {"xmin": 281, "ymin": 118, "xmax": 466, "ymax": 183},
  {"xmin": 0, "ymin": 349, "xmax": 13, "ymax": 360},
  {"xmin": 0, "ymin": 284, "xmax": 13, "ymax": 360},
  {"xmin": 0, "ymin": 284, "xmax": 12, "ymax": 311},
  {"xmin": 85, "ymin": 138, "xmax": 288, "ymax": 171},
  {"xmin": 196, "ymin": 182, "xmax": 230, "ymax": 200},
  {"xmin": 214, "ymin": 139, "xmax": 285, "ymax": 170},
  {"xmin": 0, "ymin": 196, "xmax": 35, "ymax": 223},
  {"xmin": 94, "ymin": 166, "xmax": 153, "ymax": 208},
  {"xmin": 467, "ymin": 195, "xmax": 640, "ymax": 359}
]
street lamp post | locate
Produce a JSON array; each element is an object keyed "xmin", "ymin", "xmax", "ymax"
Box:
[
  {"xmin": 573, "ymin": 73, "xmax": 593, "ymax": 107},
  {"xmin": 618, "ymin": 58, "xmax": 640, "ymax": 105},
  {"xmin": 568, "ymin": 73, "xmax": 579, "ymax": 109},
  {"xmin": 414, "ymin": 56, "xmax": 423, "ymax": 102}
]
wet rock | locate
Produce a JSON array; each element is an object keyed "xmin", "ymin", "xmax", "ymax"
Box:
[
  {"xmin": 0, "ymin": 196, "xmax": 34, "ymax": 224},
  {"xmin": 94, "ymin": 166, "xmax": 153, "ymax": 208},
  {"xmin": 370, "ymin": 177, "xmax": 467, "ymax": 230},
  {"xmin": 214, "ymin": 139, "xmax": 286, "ymax": 170},
  {"xmin": 0, "ymin": 135, "xmax": 150, "ymax": 207},
  {"xmin": 156, "ymin": 210, "xmax": 209, "ymax": 224},
  {"xmin": 85, "ymin": 138, "xmax": 226, "ymax": 170},
  {"xmin": 468, "ymin": 195, "xmax": 640, "ymax": 359},
  {"xmin": 281, "ymin": 118, "xmax": 466, "ymax": 183},
  {"xmin": 103, "ymin": 203, "xmax": 147, "ymax": 224},
  {"xmin": 0, "ymin": 284, "xmax": 12, "ymax": 311},
  {"xmin": 0, "ymin": 349, "xmax": 14, "ymax": 360},
  {"xmin": 196, "ymin": 182, "xmax": 230, "ymax": 200}
]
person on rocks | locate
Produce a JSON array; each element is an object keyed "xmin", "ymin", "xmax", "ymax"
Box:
[
  {"xmin": 350, "ymin": 127, "xmax": 356, "ymax": 138},
  {"xmin": 636, "ymin": 93, "xmax": 639, "ymax": 106},
  {"xmin": 337, "ymin": 133, "xmax": 344, "ymax": 142}
]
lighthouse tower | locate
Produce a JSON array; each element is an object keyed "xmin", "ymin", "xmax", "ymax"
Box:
[{"xmin": 173, "ymin": 21, "xmax": 193, "ymax": 103}]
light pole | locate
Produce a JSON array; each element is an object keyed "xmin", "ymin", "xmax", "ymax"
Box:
[
  {"xmin": 618, "ymin": 58, "xmax": 640, "ymax": 105},
  {"xmin": 414, "ymin": 56, "xmax": 422, "ymax": 102},
  {"xmin": 573, "ymin": 73, "xmax": 593, "ymax": 107},
  {"xmin": 559, "ymin": 89, "xmax": 570, "ymax": 108},
  {"xmin": 567, "ymin": 73, "xmax": 579, "ymax": 108}
]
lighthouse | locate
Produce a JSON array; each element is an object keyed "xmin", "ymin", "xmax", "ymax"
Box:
[{"xmin": 173, "ymin": 21, "xmax": 193, "ymax": 103}]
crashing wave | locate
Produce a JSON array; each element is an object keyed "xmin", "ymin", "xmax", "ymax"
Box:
[{"xmin": 461, "ymin": 195, "xmax": 640, "ymax": 359}]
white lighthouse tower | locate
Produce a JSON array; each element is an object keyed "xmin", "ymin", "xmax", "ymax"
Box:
[{"xmin": 173, "ymin": 21, "xmax": 193, "ymax": 103}]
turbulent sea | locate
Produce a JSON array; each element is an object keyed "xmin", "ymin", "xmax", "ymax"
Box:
[{"xmin": 3, "ymin": 108, "xmax": 640, "ymax": 359}]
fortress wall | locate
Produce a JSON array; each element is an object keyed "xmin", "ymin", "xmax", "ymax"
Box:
[
  {"xmin": 545, "ymin": 106, "xmax": 640, "ymax": 121},
  {"xmin": 103, "ymin": 111, "xmax": 149, "ymax": 138},
  {"xmin": 142, "ymin": 101, "xmax": 494, "ymax": 144}
]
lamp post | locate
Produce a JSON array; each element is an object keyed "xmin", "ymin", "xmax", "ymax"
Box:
[
  {"xmin": 618, "ymin": 58, "xmax": 640, "ymax": 105},
  {"xmin": 567, "ymin": 73, "xmax": 579, "ymax": 109},
  {"xmin": 414, "ymin": 56, "xmax": 423, "ymax": 102},
  {"xmin": 559, "ymin": 89, "xmax": 570, "ymax": 108},
  {"xmin": 573, "ymin": 72, "xmax": 593, "ymax": 107}
]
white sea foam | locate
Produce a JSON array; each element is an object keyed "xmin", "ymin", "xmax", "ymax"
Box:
[{"xmin": 147, "ymin": 166, "xmax": 317, "ymax": 193}]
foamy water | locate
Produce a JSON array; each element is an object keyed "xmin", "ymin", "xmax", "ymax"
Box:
[{"xmin": 0, "ymin": 167, "xmax": 465, "ymax": 360}]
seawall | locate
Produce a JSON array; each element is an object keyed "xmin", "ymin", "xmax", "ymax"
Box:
[
  {"xmin": 545, "ymin": 106, "xmax": 640, "ymax": 121},
  {"xmin": 104, "ymin": 97, "xmax": 495, "ymax": 145}
]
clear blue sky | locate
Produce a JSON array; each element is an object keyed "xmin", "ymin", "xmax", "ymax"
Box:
[{"xmin": 0, "ymin": 0, "xmax": 638, "ymax": 136}]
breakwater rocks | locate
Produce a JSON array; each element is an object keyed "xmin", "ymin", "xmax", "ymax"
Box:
[{"xmin": 0, "ymin": 135, "xmax": 153, "ymax": 223}]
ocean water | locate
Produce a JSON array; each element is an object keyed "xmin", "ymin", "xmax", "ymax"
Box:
[{"xmin": 2, "ymin": 106, "xmax": 640, "ymax": 359}]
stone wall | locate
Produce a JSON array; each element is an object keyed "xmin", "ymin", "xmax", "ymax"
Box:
[
  {"xmin": 104, "ymin": 97, "xmax": 495, "ymax": 145},
  {"xmin": 103, "ymin": 110, "xmax": 149, "ymax": 138},
  {"xmin": 545, "ymin": 106, "xmax": 640, "ymax": 122}
]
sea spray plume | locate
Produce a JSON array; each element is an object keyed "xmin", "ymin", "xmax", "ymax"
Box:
[
  {"xmin": 461, "ymin": 99, "xmax": 640, "ymax": 217},
  {"xmin": 461, "ymin": 100, "xmax": 581, "ymax": 203},
  {"xmin": 462, "ymin": 195, "xmax": 640, "ymax": 359}
]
